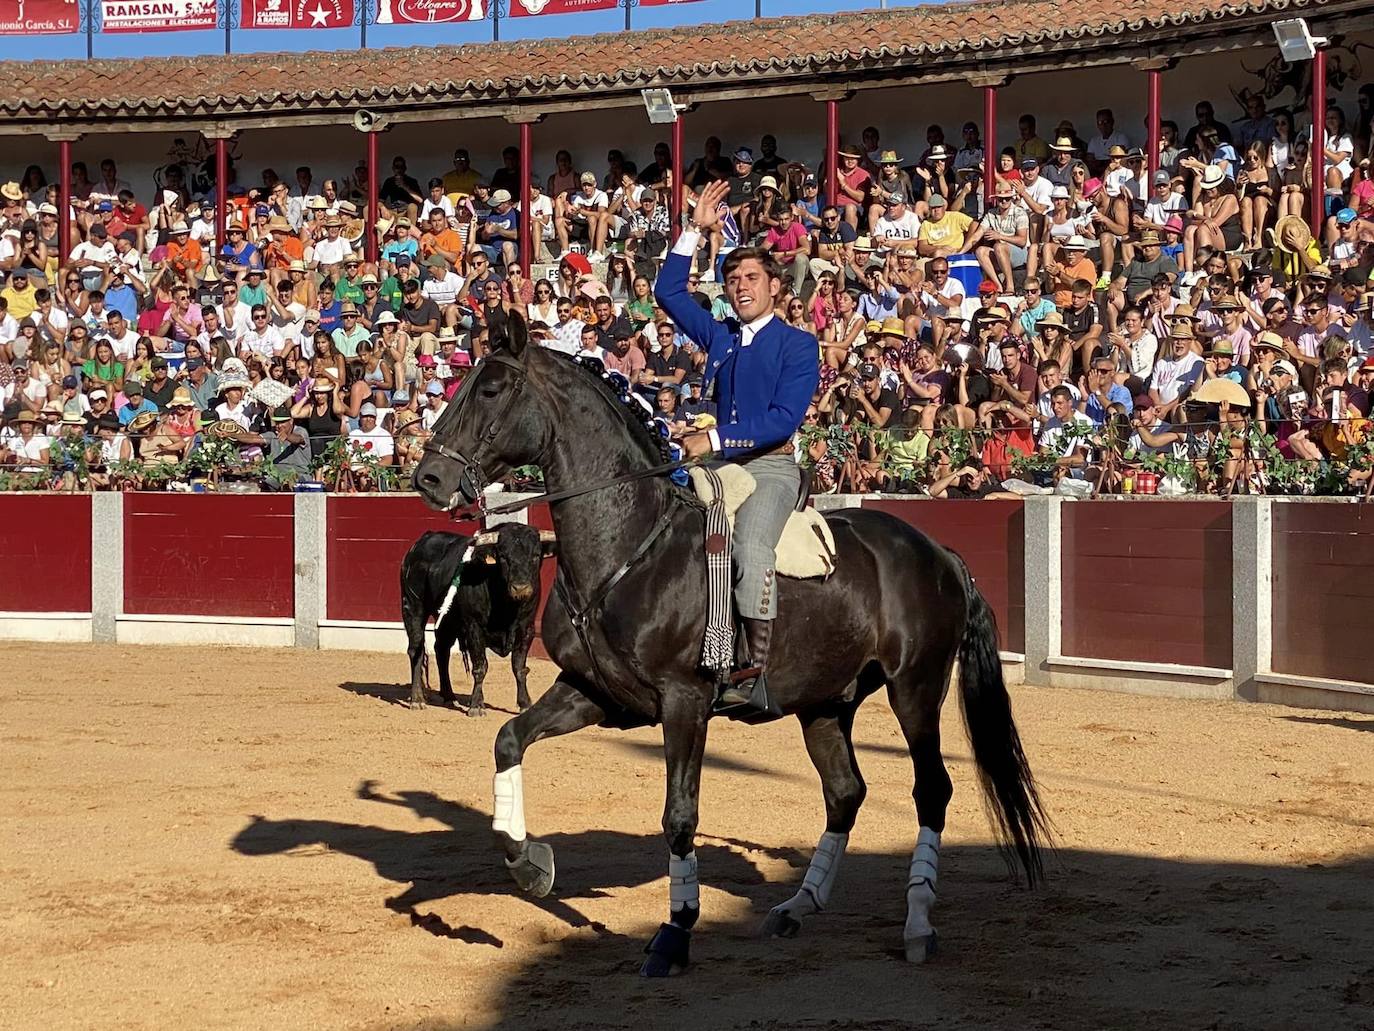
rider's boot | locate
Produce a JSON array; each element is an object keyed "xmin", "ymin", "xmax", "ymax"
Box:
[{"xmin": 718, "ymin": 617, "xmax": 773, "ymax": 708}]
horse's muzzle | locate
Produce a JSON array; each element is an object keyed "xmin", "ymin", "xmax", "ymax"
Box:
[{"xmin": 413, "ymin": 454, "xmax": 480, "ymax": 512}]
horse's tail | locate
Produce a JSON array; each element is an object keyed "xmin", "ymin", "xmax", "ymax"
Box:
[{"xmin": 952, "ymin": 552, "xmax": 1051, "ymax": 886}]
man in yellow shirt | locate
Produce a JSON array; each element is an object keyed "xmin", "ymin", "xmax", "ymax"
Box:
[
  {"xmin": 1, "ymin": 269, "xmax": 38, "ymax": 321},
  {"xmin": 1016, "ymin": 114, "xmax": 1051, "ymax": 164},
  {"xmin": 441, "ymin": 149, "xmax": 482, "ymax": 196},
  {"xmin": 916, "ymin": 195, "xmax": 979, "ymax": 260}
]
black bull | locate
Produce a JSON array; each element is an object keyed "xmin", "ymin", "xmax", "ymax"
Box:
[
  {"xmin": 400, "ymin": 524, "xmax": 555, "ymax": 717},
  {"xmin": 411, "ymin": 312, "xmax": 1049, "ymax": 974}
]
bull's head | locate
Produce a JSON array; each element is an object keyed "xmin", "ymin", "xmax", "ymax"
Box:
[{"xmin": 470, "ymin": 527, "xmax": 557, "ymax": 601}]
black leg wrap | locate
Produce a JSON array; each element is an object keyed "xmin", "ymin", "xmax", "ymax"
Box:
[{"xmin": 640, "ymin": 921, "xmax": 691, "ymax": 977}]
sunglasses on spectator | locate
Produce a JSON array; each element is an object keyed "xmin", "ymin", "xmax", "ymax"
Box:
[{"xmin": 253, "ymin": 314, "xmax": 268, "ymax": 321}]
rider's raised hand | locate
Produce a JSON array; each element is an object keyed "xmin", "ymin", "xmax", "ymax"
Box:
[{"xmin": 691, "ymin": 180, "xmax": 730, "ymax": 233}]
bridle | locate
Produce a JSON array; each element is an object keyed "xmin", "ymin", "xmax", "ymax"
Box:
[{"xmin": 422, "ymin": 349, "xmax": 530, "ymax": 507}]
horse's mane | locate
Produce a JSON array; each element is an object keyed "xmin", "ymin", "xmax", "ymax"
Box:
[{"xmin": 533, "ymin": 346, "xmax": 672, "ymax": 467}]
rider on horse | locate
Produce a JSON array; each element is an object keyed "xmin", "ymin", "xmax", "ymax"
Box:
[{"xmin": 656, "ymin": 179, "xmax": 820, "ymax": 707}]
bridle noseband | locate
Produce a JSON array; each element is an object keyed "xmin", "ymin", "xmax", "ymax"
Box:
[{"xmin": 422, "ymin": 349, "xmax": 530, "ymax": 506}]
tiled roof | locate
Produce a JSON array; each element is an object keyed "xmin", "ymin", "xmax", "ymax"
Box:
[{"xmin": 0, "ymin": 0, "xmax": 1345, "ymax": 122}]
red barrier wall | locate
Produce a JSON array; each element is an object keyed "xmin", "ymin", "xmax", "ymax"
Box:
[
  {"xmin": 326, "ymin": 495, "xmax": 478, "ymax": 622},
  {"xmin": 862, "ymin": 499, "xmax": 1026, "ymax": 655},
  {"xmin": 1060, "ymin": 501, "xmax": 1233, "ymax": 669},
  {"xmin": 1271, "ymin": 502, "xmax": 1374, "ymax": 685},
  {"xmin": 0, "ymin": 494, "xmax": 92, "ymax": 613},
  {"xmin": 123, "ymin": 494, "xmax": 296, "ymax": 618},
  {"xmin": 525, "ymin": 503, "xmax": 558, "ymax": 658}
]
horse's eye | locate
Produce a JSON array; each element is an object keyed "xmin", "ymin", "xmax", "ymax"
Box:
[{"xmin": 480, "ymin": 386, "xmax": 502, "ymax": 399}]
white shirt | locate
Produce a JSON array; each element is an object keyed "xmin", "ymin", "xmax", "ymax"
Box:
[
  {"xmin": 218, "ymin": 301, "xmax": 253, "ymax": 342},
  {"xmin": 0, "ymin": 312, "xmax": 17, "ymax": 343},
  {"xmin": 106, "ymin": 327, "xmax": 140, "ymax": 361},
  {"xmin": 1020, "ymin": 175, "xmax": 1054, "ymax": 214},
  {"xmin": 70, "ymin": 240, "xmax": 116, "ymax": 268},
  {"xmin": 216, "ymin": 398, "xmax": 253, "ymax": 429},
  {"xmin": 523, "ymin": 194, "xmax": 554, "ymax": 238},
  {"xmin": 570, "ymin": 190, "xmax": 609, "ymax": 216},
  {"xmin": 874, "ymin": 210, "xmax": 922, "ymax": 251},
  {"xmin": 1039, "ymin": 410, "xmax": 1095, "ymax": 455},
  {"xmin": 1144, "ymin": 193, "xmax": 1187, "ymax": 226},
  {"xmin": 1152, "ymin": 352, "xmax": 1203, "ymax": 403},
  {"xmin": 420, "ymin": 197, "xmax": 455, "ymax": 221},
  {"xmin": 348, "ymin": 423, "xmax": 395, "ymax": 463},
  {"xmin": 421, "ymin": 402, "xmax": 448, "ymax": 430},
  {"xmin": 1036, "ymin": 383, "xmax": 1083, "ymax": 421},
  {"xmin": 313, "ymin": 236, "xmax": 354, "ymax": 266},
  {"xmin": 241, "ymin": 325, "xmax": 285, "ymax": 359},
  {"xmin": 422, "ymin": 271, "xmax": 465, "ymax": 307},
  {"xmin": 1122, "ymin": 331, "xmax": 1159, "ymax": 378},
  {"xmin": 12, "ymin": 431, "xmax": 50, "ymax": 467}
]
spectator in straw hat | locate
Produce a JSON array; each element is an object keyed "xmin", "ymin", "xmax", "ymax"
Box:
[{"xmin": 834, "ymin": 143, "xmax": 871, "ymax": 230}]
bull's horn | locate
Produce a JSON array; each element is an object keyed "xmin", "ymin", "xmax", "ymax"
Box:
[
  {"xmin": 538, "ymin": 530, "xmax": 557, "ymax": 543},
  {"xmin": 473, "ymin": 531, "xmax": 499, "ymax": 545}
]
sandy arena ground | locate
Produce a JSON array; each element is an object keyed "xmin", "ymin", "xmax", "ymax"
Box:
[{"xmin": 2, "ymin": 642, "xmax": 1373, "ymax": 1031}]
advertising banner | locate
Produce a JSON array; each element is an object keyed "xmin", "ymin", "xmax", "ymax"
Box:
[
  {"xmin": 507, "ymin": 0, "xmax": 615, "ymax": 17},
  {"xmin": 100, "ymin": 0, "xmax": 217, "ymax": 32},
  {"xmin": 374, "ymin": 0, "xmax": 483, "ymax": 21},
  {"xmin": 0, "ymin": 0, "xmax": 80, "ymax": 34},
  {"xmin": 244, "ymin": 0, "xmax": 353, "ymax": 29}
]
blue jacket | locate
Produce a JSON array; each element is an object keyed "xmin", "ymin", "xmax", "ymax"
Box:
[{"xmin": 655, "ymin": 249, "xmax": 819, "ymax": 459}]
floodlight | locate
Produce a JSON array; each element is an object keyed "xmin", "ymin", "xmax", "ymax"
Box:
[
  {"xmin": 642, "ymin": 88, "xmax": 686, "ymax": 125},
  {"xmin": 1272, "ymin": 19, "xmax": 1327, "ymax": 62}
]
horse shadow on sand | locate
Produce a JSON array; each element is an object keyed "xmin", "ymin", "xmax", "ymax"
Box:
[
  {"xmin": 230, "ymin": 782, "xmax": 1374, "ymax": 1031},
  {"xmin": 230, "ymin": 779, "xmax": 799, "ymax": 947}
]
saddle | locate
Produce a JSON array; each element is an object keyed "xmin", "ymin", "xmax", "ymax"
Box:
[{"xmin": 688, "ymin": 465, "xmax": 837, "ymax": 579}]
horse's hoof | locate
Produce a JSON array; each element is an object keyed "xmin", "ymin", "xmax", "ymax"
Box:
[
  {"xmin": 760, "ymin": 908, "xmax": 802, "ymax": 939},
  {"xmin": 466, "ymin": 703, "xmax": 486, "ymax": 718},
  {"xmin": 408, "ymin": 695, "xmax": 426, "ymax": 711},
  {"xmin": 506, "ymin": 840, "xmax": 555, "ymax": 898},
  {"xmin": 904, "ymin": 930, "xmax": 938, "ymax": 964},
  {"xmin": 640, "ymin": 922, "xmax": 690, "ymax": 977}
]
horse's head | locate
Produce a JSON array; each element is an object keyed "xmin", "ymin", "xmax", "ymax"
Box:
[{"xmin": 413, "ymin": 311, "xmax": 548, "ymax": 511}]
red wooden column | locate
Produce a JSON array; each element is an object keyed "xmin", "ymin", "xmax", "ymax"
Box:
[
  {"xmin": 1310, "ymin": 44, "xmax": 1327, "ymax": 238},
  {"xmin": 214, "ymin": 136, "xmax": 228, "ymax": 258},
  {"xmin": 57, "ymin": 137, "xmax": 73, "ymax": 266},
  {"xmin": 826, "ymin": 99, "xmax": 839, "ymax": 209},
  {"xmin": 365, "ymin": 128, "xmax": 379, "ymax": 264},
  {"xmin": 671, "ymin": 112, "xmax": 684, "ymax": 240},
  {"xmin": 519, "ymin": 120, "xmax": 532, "ymax": 269},
  {"xmin": 1147, "ymin": 68, "xmax": 1162, "ymax": 182},
  {"xmin": 982, "ymin": 84, "xmax": 997, "ymax": 205}
]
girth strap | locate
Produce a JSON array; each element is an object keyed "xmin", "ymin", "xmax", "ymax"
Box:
[{"xmin": 553, "ymin": 497, "xmax": 682, "ymax": 696}]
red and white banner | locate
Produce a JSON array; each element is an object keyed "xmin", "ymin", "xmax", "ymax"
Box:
[
  {"xmin": 374, "ymin": 0, "xmax": 482, "ymax": 22},
  {"xmin": 244, "ymin": 0, "xmax": 352, "ymax": 29},
  {"xmin": 0, "ymin": 0, "xmax": 79, "ymax": 34},
  {"xmin": 507, "ymin": 0, "xmax": 614, "ymax": 16},
  {"xmin": 100, "ymin": 0, "xmax": 217, "ymax": 32}
]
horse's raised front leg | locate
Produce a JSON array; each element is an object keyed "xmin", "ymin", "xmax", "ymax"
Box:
[
  {"xmin": 641, "ymin": 685, "xmax": 712, "ymax": 978},
  {"xmin": 492, "ymin": 675, "xmax": 606, "ymax": 897}
]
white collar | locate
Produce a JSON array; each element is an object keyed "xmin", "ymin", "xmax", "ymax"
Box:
[{"xmin": 741, "ymin": 312, "xmax": 775, "ymax": 336}]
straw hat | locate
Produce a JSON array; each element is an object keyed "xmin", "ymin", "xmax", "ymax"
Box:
[
  {"xmin": 1199, "ymin": 166, "xmax": 1226, "ymax": 191},
  {"xmin": 1035, "ymin": 311, "xmax": 1066, "ymax": 330},
  {"xmin": 1107, "ymin": 145, "xmax": 1128, "ymax": 157},
  {"xmin": 168, "ymin": 221, "xmax": 190, "ymax": 235},
  {"xmin": 1252, "ymin": 331, "xmax": 1286, "ymax": 354},
  {"xmin": 756, "ymin": 176, "xmax": 780, "ymax": 193},
  {"xmin": 1275, "ymin": 214, "xmax": 1312, "ymax": 253},
  {"xmin": 925, "ymin": 145, "xmax": 951, "ymax": 163},
  {"xmin": 209, "ymin": 419, "xmax": 250, "ymax": 441},
  {"xmin": 267, "ymin": 215, "xmax": 291, "ymax": 232},
  {"xmin": 394, "ymin": 409, "xmax": 422, "ymax": 432},
  {"xmin": 1191, "ymin": 377, "xmax": 1251, "ymax": 408},
  {"xmin": 127, "ymin": 411, "xmax": 158, "ymax": 435},
  {"xmin": 836, "ymin": 143, "xmax": 862, "ymax": 159},
  {"xmin": 168, "ymin": 387, "xmax": 195, "ymax": 408},
  {"xmin": 1137, "ymin": 230, "xmax": 1163, "ymax": 246},
  {"xmin": 1169, "ymin": 322, "xmax": 1196, "ymax": 340},
  {"xmin": 1064, "ymin": 235, "xmax": 1089, "ymax": 251},
  {"xmin": 13, "ymin": 410, "xmax": 39, "ymax": 425},
  {"xmin": 877, "ymin": 150, "xmax": 904, "ymax": 165},
  {"xmin": 1049, "ymin": 136, "xmax": 1076, "ymax": 152},
  {"xmin": 0, "ymin": 181, "xmax": 23, "ymax": 202},
  {"xmin": 879, "ymin": 317, "xmax": 906, "ymax": 339}
]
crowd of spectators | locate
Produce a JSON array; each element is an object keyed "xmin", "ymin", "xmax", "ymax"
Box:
[{"xmin": 1, "ymin": 83, "xmax": 1373, "ymax": 497}]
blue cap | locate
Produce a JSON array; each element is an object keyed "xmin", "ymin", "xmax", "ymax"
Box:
[
  {"xmin": 1336, "ymin": 208, "xmax": 1358, "ymax": 225},
  {"xmin": 425, "ymin": 381, "xmax": 445, "ymax": 396}
]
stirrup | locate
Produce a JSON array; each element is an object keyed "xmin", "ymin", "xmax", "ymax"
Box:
[{"xmin": 713, "ymin": 670, "xmax": 783, "ymax": 723}]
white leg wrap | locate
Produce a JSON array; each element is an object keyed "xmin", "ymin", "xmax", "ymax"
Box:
[
  {"xmin": 776, "ymin": 830, "xmax": 848, "ymax": 919},
  {"xmin": 904, "ymin": 827, "xmax": 940, "ymax": 941},
  {"xmin": 668, "ymin": 851, "xmax": 699, "ymax": 912},
  {"xmin": 492, "ymin": 765, "xmax": 527, "ymax": 842}
]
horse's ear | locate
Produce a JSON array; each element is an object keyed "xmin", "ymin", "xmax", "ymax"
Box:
[{"xmin": 490, "ymin": 307, "xmax": 529, "ymax": 359}]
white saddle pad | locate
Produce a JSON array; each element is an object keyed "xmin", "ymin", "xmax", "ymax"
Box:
[{"xmin": 689, "ymin": 465, "xmax": 836, "ymax": 579}]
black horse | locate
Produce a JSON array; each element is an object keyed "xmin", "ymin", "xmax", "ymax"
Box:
[{"xmin": 413, "ymin": 313, "xmax": 1048, "ymax": 975}]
